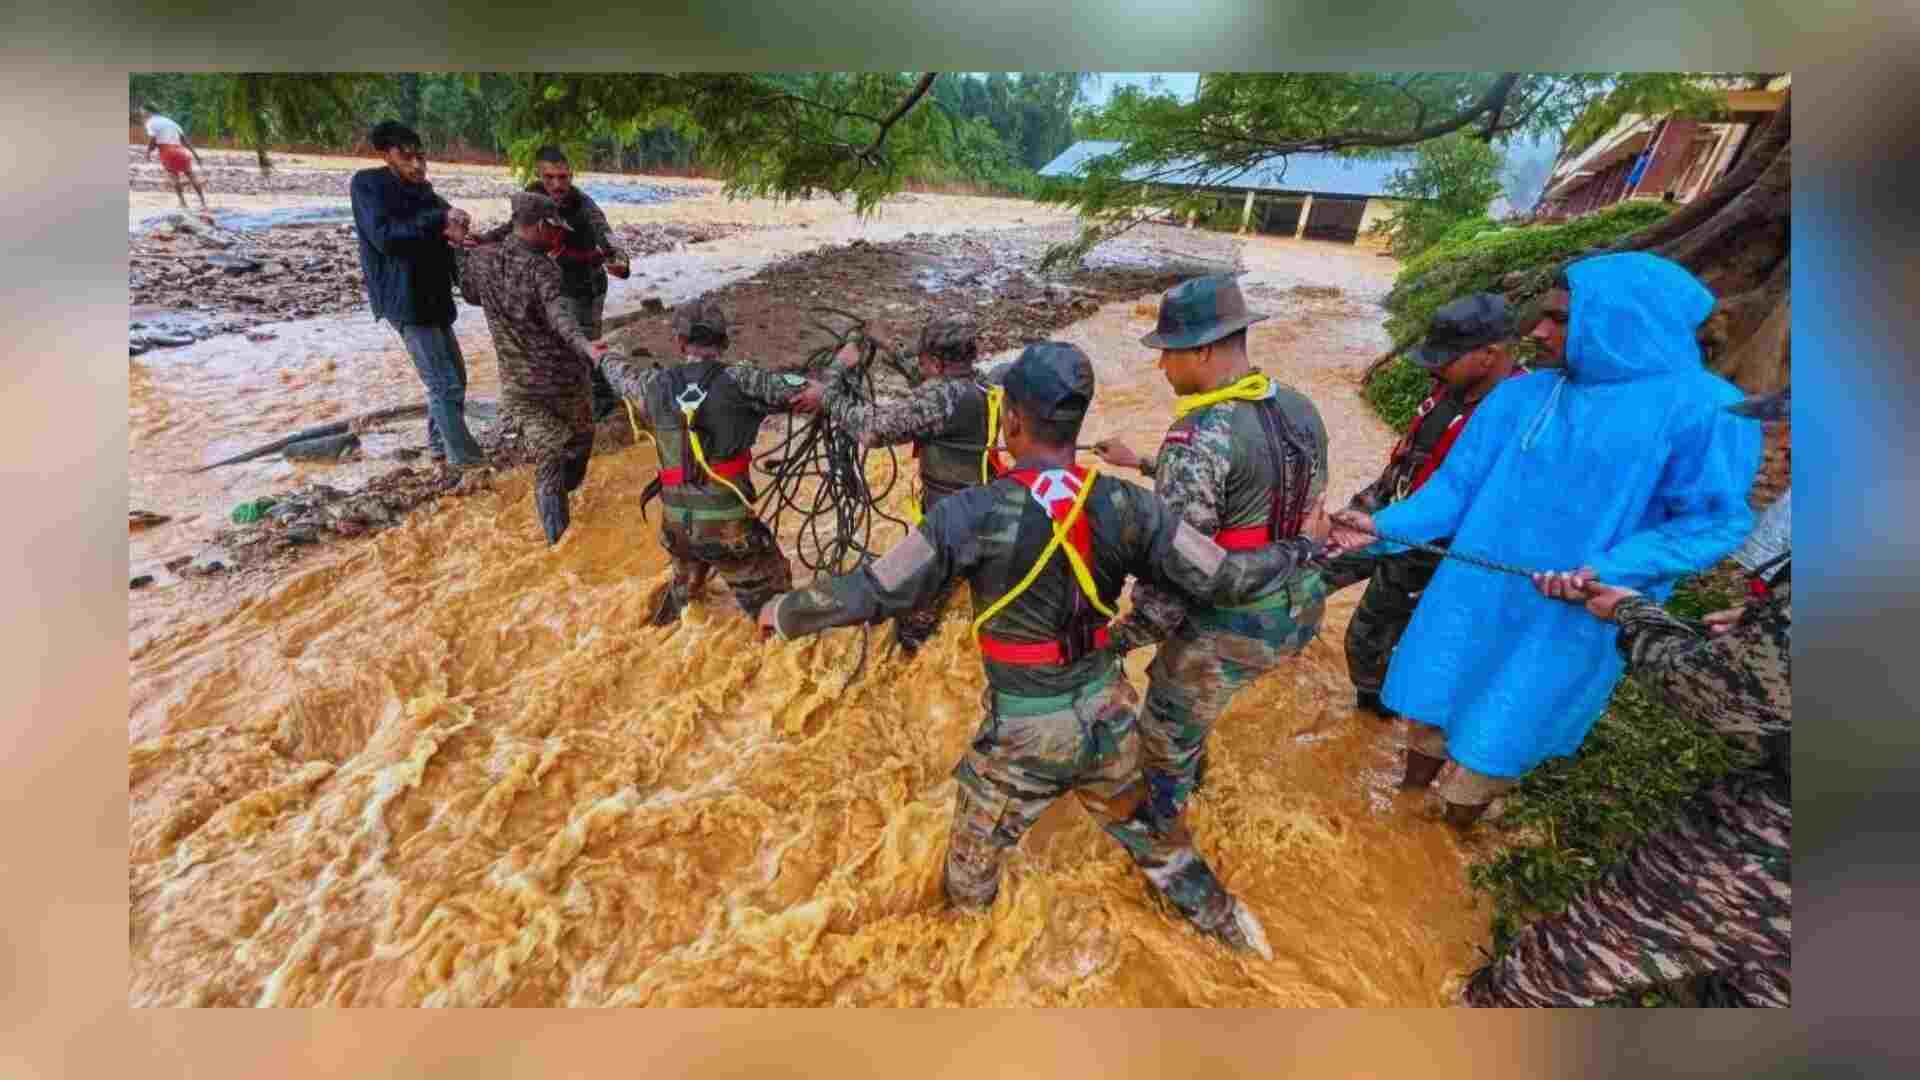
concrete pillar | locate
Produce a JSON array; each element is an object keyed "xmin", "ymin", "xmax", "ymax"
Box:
[
  {"xmin": 1239, "ymin": 189, "xmax": 1256, "ymax": 234},
  {"xmin": 1294, "ymin": 193, "xmax": 1314, "ymax": 240}
]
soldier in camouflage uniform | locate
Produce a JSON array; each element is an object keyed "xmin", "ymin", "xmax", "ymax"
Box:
[
  {"xmin": 474, "ymin": 146, "xmax": 631, "ymax": 420},
  {"xmin": 1093, "ymin": 275, "xmax": 1332, "ymax": 826},
  {"xmin": 1466, "ymin": 389, "xmax": 1791, "ymax": 1008},
  {"xmin": 759, "ymin": 344, "xmax": 1340, "ymax": 956},
  {"xmin": 823, "ymin": 315, "xmax": 1005, "ymax": 655},
  {"xmin": 449, "ymin": 191, "xmax": 612, "ymax": 545},
  {"xmin": 596, "ymin": 298, "xmax": 824, "ymax": 625},
  {"xmin": 1321, "ymin": 293, "xmax": 1528, "ymax": 722}
]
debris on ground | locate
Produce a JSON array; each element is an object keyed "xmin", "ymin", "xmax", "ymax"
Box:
[
  {"xmin": 130, "ymin": 510, "xmax": 171, "ymax": 531},
  {"xmin": 130, "ymin": 212, "xmax": 368, "ymax": 344},
  {"xmin": 130, "ymin": 575, "xmax": 155, "ymax": 589},
  {"xmin": 129, "ymin": 149, "xmax": 696, "ymax": 203},
  {"xmin": 230, "ymin": 497, "xmax": 279, "ymax": 525}
]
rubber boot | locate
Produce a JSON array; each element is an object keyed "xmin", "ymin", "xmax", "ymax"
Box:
[
  {"xmin": 1212, "ymin": 898, "xmax": 1274, "ymax": 962},
  {"xmin": 537, "ymin": 489, "xmax": 571, "ymax": 545},
  {"xmin": 1356, "ymin": 689, "xmax": 1399, "ymax": 720},
  {"xmin": 1443, "ymin": 800, "xmax": 1490, "ymax": 832},
  {"xmin": 1400, "ymin": 749, "xmax": 1446, "ymax": 791},
  {"xmin": 650, "ymin": 584, "xmax": 690, "ymax": 627}
]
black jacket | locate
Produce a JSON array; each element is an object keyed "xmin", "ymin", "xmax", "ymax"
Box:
[{"xmin": 350, "ymin": 166, "xmax": 457, "ymax": 327}]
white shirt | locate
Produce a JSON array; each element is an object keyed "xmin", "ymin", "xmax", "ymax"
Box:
[{"xmin": 145, "ymin": 115, "xmax": 185, "ymax": 145}]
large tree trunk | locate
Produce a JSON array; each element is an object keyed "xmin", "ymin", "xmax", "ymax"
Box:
[{"xmin": 1619, "ymin": 89, "xmax": 1791, "ymax": 392}]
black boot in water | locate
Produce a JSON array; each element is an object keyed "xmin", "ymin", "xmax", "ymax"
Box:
[
  {"xmin": 1355, "ymin": 690, "xmax": 1398, "ymax": 720},
  {"xmin": 1400, "ymin": 749, "xmax": 1446, "ymax": 791},
  {"xmin": 537, "ymin": 489, "xmax": 571, "ymax": 545},
  {"xmin": 1443, "ymin": 801, "xmax": 1489, "ymax": 832}
]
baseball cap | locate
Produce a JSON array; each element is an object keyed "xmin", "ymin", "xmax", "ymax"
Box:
[
  {"xmin": 919, "ymin": 315, "xmax": 979, "ymax": 366},
  {"xmin": 1003, "ymin": 342, "xmax": 1095, "ymax": 421},
  {"xmin": 510, "ymin": 191, "xmax": 572, "ymax": 230},
  {"xmin": 1409, "ymin": 293, "xmax": 1511, "ymax": 371},
  {"xmin": 672, "ymin": 297, "xmax": 730, "ymax": 342}
]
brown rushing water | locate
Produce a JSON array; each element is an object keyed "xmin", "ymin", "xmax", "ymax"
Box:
[{"xmin": 129, "ymin": 186, "xmax": 1490, "ymax": 1006}]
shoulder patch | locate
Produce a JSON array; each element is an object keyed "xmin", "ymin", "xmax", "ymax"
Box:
[{"xmin": 1161, "ymin": 430, "xmax": 1195, "ymax": 446}]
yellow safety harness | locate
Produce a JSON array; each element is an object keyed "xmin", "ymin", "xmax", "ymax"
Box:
[
  {"xmin": 969, "ymin": 464, "xmax": 1116, "ymax": 641},
  {"xmin": 674, "ymin": 382, "xmax": 753, "ymax": 508},
  {"xmin": 905, "ymin": 384, "xmax": 1006, "ymax": 527}
]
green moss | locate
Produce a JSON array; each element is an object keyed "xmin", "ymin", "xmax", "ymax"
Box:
[{"xmin": 1362, "ymin": 358, "xmax": 1436, "ymax": 433}]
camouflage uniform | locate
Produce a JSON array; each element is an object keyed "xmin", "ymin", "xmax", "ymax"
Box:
[
  {"xmin": 453, "ymin": 194, "xmax": 604, "ymax": 544},
  {"xmin": 823, "ymin": 316, "xmax": 1000, "ymax": 653},
  {"xmin": 597, "ymin": 299, "xmax": 810, "ymax": 621},
  {"xmin": 479, "ymin": 183, "xmax": 629, "ymax": 417},
  {"xmin": 1465, "ymin": 573, "xmax": 1792, "ymax": 1008},
  {"xmin": 770, "ymin": 343, "xmax": 1325, "ymax": 950},
  {"xmin": 1110, "ymin": 369, "xmax": 1331, "ymax": 824}
]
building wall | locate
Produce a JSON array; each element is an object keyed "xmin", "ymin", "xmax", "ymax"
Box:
[
  {"xmin": 1629, "ymin": 118, "xmax": 1701, "ymax": 198},
  {"xmin": 1355, "ymin": 198, "xmax": 1401, "ymax": 248}
]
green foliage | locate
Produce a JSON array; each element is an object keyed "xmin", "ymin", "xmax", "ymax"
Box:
[
  {"xmin": 1362, "ymin": 359, "xmax": 1438, "ymax": 432},
  {"xmin": 1560, "ymin": 75, "xmax": 1736, "ymax": 156},
  {"xmin": 1372, "ymin": 133, "xmax": 1506, "ymax": 258},
  {"xmin": 1380, "ymin": 200, "xmax": 1674, "ymax": 356},
  {"xmin": 1467, "ymin": 674, "xmax": 1741, "ymax": 956}
]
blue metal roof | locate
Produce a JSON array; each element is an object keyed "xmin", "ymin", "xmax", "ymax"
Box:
[{"xmin": 1038, "ymin": 139, "xmax": 1412, "ymax": 199}]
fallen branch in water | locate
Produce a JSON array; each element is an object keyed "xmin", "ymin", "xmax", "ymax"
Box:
[{"xmin": 190, "ymin": 402, "xmax": 439, "ymax": 472}]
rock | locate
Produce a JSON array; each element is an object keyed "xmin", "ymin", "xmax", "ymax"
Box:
[
  {"xmin": 641, "ymin": 297, "xmax": 666, "ymax": 313},
  {"xmin": 163, "ymin": 554, "xmax": 194, "ymax": 573},
  {"xmin": 130, "ymin": 339, "xmax": 150, "ymax": 356},
  {"xmin": 205, "ymin": 253, "xmax": 259, "ymax": 274},
  {"xmin": 129, "ymin": 510, "xmax": 171, "ymax": 531},
  {"xmin": 147, "ymin": 332, "xmax": 196, "ymax": 348},
  {"xmin": 182, "ymin": 548, "xmax": 231, "ymax": 576},
  {"xmin": 246, "ymin": 331, "xmax": 278, "ymax": 343},
  {"xmin": 130, "ymin": 575, "xmax": 155, "ymax": 589},
  {"xmin": 282, "ymin": 433, "xmax": 361, "ymax": 462},
  {"xmin": 258, "ymin": 262, "xmax": 286, "ymax": 277},
  {"xmin": 284, "ymin": 526, "xmax": 321, "ymax": 545}
]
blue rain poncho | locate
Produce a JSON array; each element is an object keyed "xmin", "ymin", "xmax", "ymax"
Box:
[{"xmin": 1369, "ymin": 253, "xmax": 1763, "ymax": 779}]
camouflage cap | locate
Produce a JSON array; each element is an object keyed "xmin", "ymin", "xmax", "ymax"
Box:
[
  {"xmin": 1727, "ymin": 388, "xmax": 1789, "ymax": 422},
  {"xmin": 1141, "ymin": 274, "xmax": 1269, "ymax": 351},
  {"xmin": 918, "ymin": 315, "xmax": 979, "ymax": 367},
  {"xmin": 510, "ymin": 191, "xmax": 572, "ymax": 230},
  {"xmin": 672, "ymin": 297, "xmax": 729, "ymax": 342},
  {"xmin": 1003, "ymin": 342, "xmax": 1095, "ymax": 422}
]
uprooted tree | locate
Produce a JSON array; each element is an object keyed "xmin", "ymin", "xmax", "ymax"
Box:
[{"xmin": 1040, "ymin": 73, "xmax": 1788, "ymax": 393}]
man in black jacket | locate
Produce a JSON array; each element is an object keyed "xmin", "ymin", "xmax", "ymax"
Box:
[{"xmin": 350, "ymin": 121, "xmax": 485, "ymax": 469}]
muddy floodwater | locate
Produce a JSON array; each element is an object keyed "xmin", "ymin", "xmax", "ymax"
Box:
[{"xmin": 130, "ymin": 157, "xmax": 1489, "ymax": 1005}]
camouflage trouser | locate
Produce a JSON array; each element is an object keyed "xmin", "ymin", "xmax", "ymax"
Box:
[
  {"xmin": 949, "ymin": 665, "xmax": 1238, "ymax": 936},
  {"xmin": 1139, "ymin": 572, "xmax": 1328, "ymax": 823},
  {"xmin": 660, "ymin": 514, "xmax": 794, "ymax": 618},
  {"xmin": 1465, "ymin": 775, "xmax": 1791, "ymax": 1007},
  {"xmin": 507, "ymin": 395, "xmax": 595, "ymax": 545},
  {"xmin": 1330, "ymin": 546, "xmax": 1443, "ymax": 695}
]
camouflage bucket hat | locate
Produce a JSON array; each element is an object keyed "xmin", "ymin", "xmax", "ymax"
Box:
[
  {"xmin": 1140, "ymin": 274, "xmax": 1269, "ymax": 351},
  {"xmin": 1727, "ymin": 388, "xmax": 1789, "ymax": 423},
  {"xmin": 510, "ymin": 191, "xmax": 572, "ymax": 230},
  {"xmin": 919, "ymin": 315, "xmax": 979, "ymax": 367},
  {"xmin": 1003, "ymin": 342, "xmax": 1095, "ymax": 421},
  {"xmin": 672, "ymin": 298, "xmax": 729, "ymax": 342}
]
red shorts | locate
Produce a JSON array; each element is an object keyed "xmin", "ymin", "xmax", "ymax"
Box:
[{"xmin": 158, "ymin": 144, "xmax": 193, "ymax": 175}]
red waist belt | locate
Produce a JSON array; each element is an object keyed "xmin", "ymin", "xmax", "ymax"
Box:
[
  {"xmin": 978, "ymin": 627, "xmax": 1112, "ymax": 665},
  {"xmin": 660, "ymin": 452, "xmax": 751, "ymax": 487},
  {"xmin": 1213, "ymin": 524, "xmax": 1274, "ymax": 551}
]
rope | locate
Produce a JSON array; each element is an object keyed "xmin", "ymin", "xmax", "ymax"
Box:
[
  {"xmin": 1173, "ymin": 372, "xmax": 1271, "ymax": 419},
  {"xmin": 1353, "ymin": 527, "xmax": 1547, "ymax": 580}
]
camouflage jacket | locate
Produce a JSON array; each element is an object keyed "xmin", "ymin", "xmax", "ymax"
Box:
[
  {"xmin": 824, "ymin": 366, "xmax": 998, "ymax": 501},
  {"xmin": 1347, "ymin": 367, "xmax": 1527, "ymax": 515},
  {"xmin": 1614, "ymin": 574, "xmax": 1790, "ymax": 780},
  {"xmin": 1111, "ymin": 372, "xmax": 1329, "ymax": 652},
  {"xmin": 771, "ymin": 463, "xmax": 1323, "ymax": 698},
  {"xmin": 476, "ymin": 185, "xmax": 627, "ymax": 299},
  {"xmin": 452, "ymin": 237, "xmax": 598, "ymax": 408}
]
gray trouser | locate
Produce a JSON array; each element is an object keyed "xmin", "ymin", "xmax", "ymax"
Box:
[
  {"xmin": 395, "ymin": 322, "xmax": 485, "ymax": 465},
  {"xmin": 568, "ymin": 293, "xmax": 620, "ymax": 420}
]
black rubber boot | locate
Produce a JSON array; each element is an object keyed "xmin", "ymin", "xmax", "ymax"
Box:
[
  {"xmin": 1400, "ymin": 749, "xmax": 1447, "ymax": 791},
  {"xmin": 650, "ymin": 585, "xmax": 689, "ymax": 627},
  {"xmin": 1356, "ymin": 690, "xmax": 1398, "ymax": 720},
  {"xmin": 537, "ymin": 489, "xmax": 571, "ymax": 545}
]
